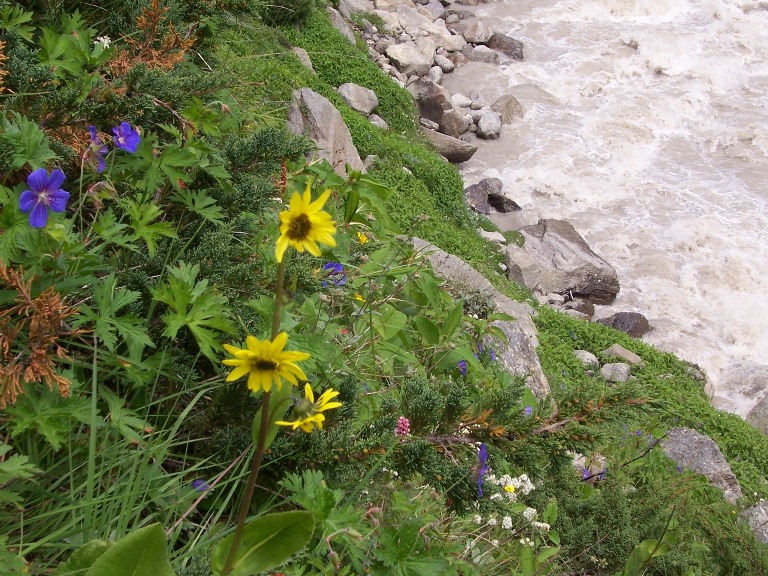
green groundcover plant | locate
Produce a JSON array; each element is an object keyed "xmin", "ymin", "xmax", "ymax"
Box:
[{"xmin": 2, "ymin": 2, "xmax": 768, "ymax": 575}]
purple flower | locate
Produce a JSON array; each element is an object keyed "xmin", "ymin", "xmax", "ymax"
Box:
[
  {"xmin": 19, "ymin": 168, "xmax": 70, "ymax": 228},
  {"xmin": 489, "ymin": 349, "xmax": 496, "ymax": 362},
  {"xmin": 191, "ymin": 478, "xmax": 211, "ymax": 491},
  {"xmin": 524, "ymin": 405, "xmax": 533, "ymax": 417},
  {"xmin": 477, "ymin": 443, "xmax": 488, "ymax": 497},
  {"xmin": 112, "ymin": 121, "xmax": 140, "ymax": 153},
  {"xmin": 582, "ymin": 468, "xmax": 590, "ymax": 480},
  {"xmin": 322, "ymin": 262, "xmax": 346, "ymax": 287},
  {"xmin": 85, "ymin": 125, "xmax": 108, "ymax": 173},
  {"xmin": 457, "ymin": 359, "xmax": 467, "ymax": 377},
  {"xmin": 636, "ymin": 429, "xmax": 642, "ymax": 437}
]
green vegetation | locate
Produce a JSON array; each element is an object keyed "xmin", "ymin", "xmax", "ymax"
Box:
[{"xmin": 1, "ymin": 1, "xmax": 767, "ymax": 575}]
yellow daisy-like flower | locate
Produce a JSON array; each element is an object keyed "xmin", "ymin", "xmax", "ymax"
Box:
[
  {"xmin": 275, "ymin": 182, "xmax": 337, "ymax": 262},
  {"xmin": 356, "ymin": 231, "xmax": 368, "ymax": 245},
  {"xmin": 354, "ymin": 293, "xmax": 365, "ymax": 302},
  {"xmin": 276, "ymin": 383, "xmax": 343, "ymax": 433},
  {"xmin": 222, "ymin": 332, "xmax": 310, "ymax": 393}
]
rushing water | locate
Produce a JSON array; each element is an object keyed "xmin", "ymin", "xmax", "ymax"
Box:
[{"xmin": 441, "ymin": 0, "xmax": 768, "ymax": 415}]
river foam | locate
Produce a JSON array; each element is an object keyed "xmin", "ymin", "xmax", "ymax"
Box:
[{"xmin": 442, "ymin": 0, "xmax": 768, "ymax": 415}]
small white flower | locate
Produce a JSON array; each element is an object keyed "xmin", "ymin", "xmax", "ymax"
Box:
[
  {"xmin": 491, "ymin": 539, "xmax": 499, "ymax": 547},
  {"xmin": 490, "ymin": 493, "xmax": 502, "ymax": 501},
  {"xmin": 531, "ymin": 521, "xmax": 550, "ymax": 532},
  {"xmin": 94, "ymin": 35, "xmax": 111, "ymax": 48},
  {"xmin": 502, "ymin": 516, "xmax": 513, "ymax": 530},
  {"xmin": 474, "ymin": 514, "xmax": 483, "ymax": 525},
  {"xmin": 523, "ymin": 507, "xmax": 537, "ymax": 521},
  {"xmin": 519, "ymin": 538, "xmax": 526, "ymax": 546},
  {"xmin": 487, "ymin": 517, "xmax": 498, "ymax": 527}
]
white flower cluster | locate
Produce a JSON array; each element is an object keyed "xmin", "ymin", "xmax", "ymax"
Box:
[
  {"xmin": 486, "ymin": 472, "xmax": 535, "ymax": 502},
  {"xmin": 531, "ymin": 521, "xmax": 551, "ymax": 532},
  {"xmin": 501, "ymin": 516, "xmax": 513, "ymax": 530},
  {"xmin": 519, "ymin": 537, "xmax": 535, "ymax": 547},
  {"xmin": 522, "ymin": 507, "xmax": 537, "ymax": 521},
  {"xmin": 94, "ymin": 36, "xmax": 111, "ymax": 49}
]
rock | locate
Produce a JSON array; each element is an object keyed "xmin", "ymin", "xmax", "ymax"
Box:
[
  {"xmin": 600, "ymin": 363, "xmax": 631, "ymax": 383},
  {"xmin": 434, "ymin": 53, "xmax": 455, "ymax": 73},
  {"xmin": 505, "ymin": 219, "xmax": 620, "ymax": 304},
  {"xmin": 747, "ymin": 392, "xmax": 768, "ymax": 436},
  {"xmin": 408, "ymin": 78, "xmax": 466, "ymax": 135},
  {"xmin": 574, "ymin": 350, "xmax": 599, "ymax": 369},
  {"xmin": 327, "ymin": 7, "xmax": 357, "ymax": 44},
  {"xmin": 385, "ymin": 42, "xmax": 433, "ymax": 76},
  {"xmin": 338, "ymin": 0, "xmax": 374, "ymax": 18},
  {"xmin": 596, "ymin": 312, "xmax": 652, "ymax": 338},
  {"xmin": 291, "ymin": 47, "xmax": 315, "ymax": 73},
  {"xmin": 287, "ymin": 88, "xmax": 364, "ymax": 178},
  {"xmin": 375, "ymin": 0, "xmax": 413, "ymax": 9},
  {"xmin": 420, "ymin": 117, "xmax": 440, "ymax": 130},
  {"xmin": 487, "ymin": 191, "xmax": 521, "ymax": 212},
  {"xmin": 468, "ymin": 45, "xmax": 500, "ymax": 64},
  {"xmin": 447, "ymin": 50, "xmax": 468, "ymax": 68},
  {"xmin": 451, "ymin": 19, "xmax": 494, "ymax": 44},
  {"xmin": 487, "ymin": 32, "xmax": 524, "ymax": 59},
  {"xmin": 418, "ymin": 0, "xmax": 445, "ymax": 20},
  {"xmin": 480, "ymin": 230, "xmax": 506, "ymax": 244},
  {"xmin": 660, "ymin": 427, "xmax": 743, "ymax": 505},
  {"xmin": 563, "ymin": 298, "xmax": 594, "ymax": 318},
  {"xmin": 740, "ymin": 502, "xmax": 768, "ymax": 544},
  {"xmin": 412, "ymin": 238, "xmax": 549, "ymax": 399},
  {"xmin": 427, "ymin": 65, "xmax": 444, "ymax": 84},
  {"xmin": 337, "ymin": 82, "xmax": 379, "ymax": 115},
  {"xmin": 476, "ymin": 110, "xmax": 502, "ymax": 139},
  {"xmin": 451, "ymin": 92, "xmax": 472, "ymax": 108},
  {"xmin": 544, "ymin": 292, "xmax": 565, "ymax": 305},
  {"xmin": 492, "ymin": 94, "xmax": 525, "ymax": 123},
  {"xmin": 464, "ymin": 178, "xmax": 502, "ymax": 214},
  {"xmin": 601, "ymin": 343, "xmax": 643, "ymax": 365},
  {"xmin": 422, "ymin": 128, "xmax": 478, "ymax": 163},
  {"xmin": 369, "ymin": 114, "xmax": 389, "ymax": 129}
]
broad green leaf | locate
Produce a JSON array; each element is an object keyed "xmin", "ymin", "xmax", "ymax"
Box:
[
  {"xmin": 124, "ymin": 200, "xmax": 177, "ymax": 257},
  {"xmin": 548, "ymin": 529, "xmax": 560, "ymax": 546},
  {"xmin": 251, "ymin": 385, "xmax": 294, "ymax": 453},
  {"xmin": 210, "ymin": 511, "xmax": 315, "ymax": 576},
  {"xmin": 372, "ymin": 303, "xmax": 408, "ymax": 340},
  {"xmin": 543, "ymin": 499, "xmax": 558, "ymax": 525},
  {"xmin": 53, "ymin": 540, "xmax": 110, "ymax": 576},
  {"xmin": 0, "ymin": 5, "xmax": 35, "ymax": 41},
  {"xmin": 413, "ymin": 316, "xmax": 440, "ymax": 345},
  {"xmin": 344, "ymin": 188, "xmax": 360, "ymax": 224},
  {"xmin": 84, "ymin": 524, "xmax": 176, "ymax": 576},
  {"xmin": 0, "ymin": 112, "xmax": 57, "ymax": 169},
  {"xmin": 536, "ymin": 545, "xmax": 560, "ymax": 565},
  {"xmin": 170, "ymin": 189, "xmax": 224, "ymax": 225},
  {"xmin": 520, "ymin": 544, "xmax": 535, "ymax": 576},
  {"xmin": 441, "ymin": 300, "xmax": 464, "ymax": 340}
]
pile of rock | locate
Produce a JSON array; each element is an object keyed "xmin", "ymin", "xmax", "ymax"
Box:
[{"xmin": 335, "ymin": 0, "xmax": 525, "ymax": 161}]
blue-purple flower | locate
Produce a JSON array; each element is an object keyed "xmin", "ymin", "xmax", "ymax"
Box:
[
  {"xmin": 191, "ymin": 478, "xmax": 211, "ymax": 491},
  {"xmin": 19, "ymin": 168, "xmax": 70, "ymax": 228},
  {"xmin": 85, "ymin": 125, "xmax": 108, "ymax": 173},
  {"xmin": 457, "ymin": 359, "xmax": 467, "ymax": 377},
  {"xmin": 477, "ymin": 443, "xmax": 489, "ymax": 497},
  {"xmin": 524, "ymin": 405, "xmax": 533, "ymax": 417},
  {"xmin": 322, "ymin": 262, "xmax": 346, "ymax": 287},
  {"xmin": 112, "ymin": 121, "xmax": 140, "ymax": 153},
  {"xmin": 581, "ymin": 467, "xmax": 590, "ymax": 480}
]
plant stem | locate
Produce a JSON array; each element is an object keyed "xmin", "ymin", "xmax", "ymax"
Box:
[{"xmin": 220, "ymin": 259, "xmax": 286, "ymax": 576}]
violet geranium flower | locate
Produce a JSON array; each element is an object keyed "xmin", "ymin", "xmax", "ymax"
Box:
[
  {"xmin": 322, "ymin": 262, "xmax": 346, "ymax": 287},
  {"xmin": 477, "ymin": 443, "xmax": 489, "ymax": 497},
  {"xmin": 457, "ymin": 359, "xmax": 467, "ymax": 377},
  {"xmin": 19, "ymin": 168, "xmax": 70, "ymax": 228},
  {"xmin": 112, "ymin": 121, "xmax": 140, "ymax": 153},
  {"xmin": 85, "ymin": 125, "xmax": 108, "ymax": 173}
]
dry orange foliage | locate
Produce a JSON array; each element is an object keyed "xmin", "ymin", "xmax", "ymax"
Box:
[
  {"xmin": 108, "ymin": 0, "xmax": 195, "ymax": 77},
  {"xmin": 0, "ymin": 40, "xmax": 8, "ymax": 94},
  {"xmin": 0, "ymin": 263, "xmax": 84, "ymax": 409}
]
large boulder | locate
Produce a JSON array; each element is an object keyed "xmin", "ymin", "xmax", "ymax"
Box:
[
  {"xmin": 327, "ymin": 7, "xmax": 356, "ymax": 44},
  {"xmin": 740, "ymin": 502, "xmax": 768, "ymax": 544},
  {"xmin": 408, "ymin": 78, "xmax": 461, "ymax": 135},
  {"xmin": 337, "ymin": 83, "xmax": 379, "ymax": 115},
  {"xmin": 450, "ymin": 19, "xmax": 494, "ymax": 44},
  {"xmin": 504, "ymin": 219, "xmax": 620, "ymax": 304},
  {"xmin": 338, "ymin": 0, "xmax": 374, "ymax": 18},
  {"xmin": 596, "ymin": 311, "xmax": 652, "ymax": 338},
  {"xmin": 287, "ymin": 88, "xmax": 364, "ymax": 178},
  {"xmin": 422, "ymin": 129, "xmax": 477, "ymax": 163},
  {"xmin": 492, "ymin": 94, "xmax": 525, "ymax": 124},
  {"xmin": 464, "ymin": 178, "xmax": 502, "ymax": 214},
  {"xmin": 385, "ymin": 42, "xmax": 433, "ymax": 76},
  {"xmin": 660, "ymin": 427, "xmax": 743, "ymax": 505},
  {"xmin": 411, "ymin": 238, "xmax": 549, "ymax": 399}
]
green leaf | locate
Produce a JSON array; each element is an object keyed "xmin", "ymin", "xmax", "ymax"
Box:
[
  {"xmin": 0, "ymin": 112, "xmax": 57, "ymax": 169},
  {"xmin": 169, "ymin": 189, "xmax": 224, "ymax": 225},
  {"xmin": 547, "ymin": 529, "xmax": 560, "ymax": 546},
  {"xmin": 536, "ymin": 545, "xmax": 560, "ymax": 565},
  {"xmin": 542, "ymin": 499, "xmax": 558, "ymax": 525},
  {"xmin": 210, "ymin": 511, "xmax": 315, "ymax": 576},
  {"xmin": 123, "ymin": 199, "xmax": 177, "ymax": 257},
  {"xmin": 84, "ymin": 524, "xmax": 176, "ymax": 576},
  {"xmin": 413, "ymin": 316, "xmax": 440, "ymax": 345},
  {"xmin": 75, "ymin": 274, "xmax": 154, "ymax": 352},
  {"xmin": 251, "ymin": 385, "xmax": 293, "ymax": 454},
  {"xmin": 0, "ymin": 442, "xmax": 40, "ymax": 508},
  {"xmin": 101, "ymin": 387, "xmax": 152, "ymax": 445},
  {"xmin": 7, "ymin": 388, "xmax": 91, "ymax": 450},
  {"xmin": 53, "ymin": 540, "xmax": 110, "ymax": 576},
  {"xmin": 0, "ymin": 5, "xmax": 35, "ymax": 41},
  {"xmin": 344, "ymin": 188, "xmax": 360, "ymax": 224},
  {"xmin": 441, "ymin": 300, "xmax": 464, "ymax": 340},
  {"xmin": 520, "ymin": 544, "xmax": 535, "ymax": 576},
  {"xmin": 372, "ymin": 303, "xmax": 407, "ymax": 340},
  {"xmin": 0, "ymin": 535, "xmax": 27, "ymax": 574}
]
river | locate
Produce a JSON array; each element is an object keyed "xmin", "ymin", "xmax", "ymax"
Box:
[{"xmin": 441, "ymin": 0, "xmax": 768, "ymax": 415}]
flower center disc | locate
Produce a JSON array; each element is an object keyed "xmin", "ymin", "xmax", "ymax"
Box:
[
  {"xmin": 254, "ymin": 359, "xmax": 278, "ymax": 371},
  {"xmin": 287, "ymin": 214, "xmax": 312, "ymax": 240}
]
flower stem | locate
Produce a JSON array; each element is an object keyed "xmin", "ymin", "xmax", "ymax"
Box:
[{"xmin": 220, "ymin": 259, "xmax": 286, "ymax": 576}]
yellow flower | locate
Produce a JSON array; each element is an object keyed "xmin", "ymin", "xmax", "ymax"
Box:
[
  {"xmin": 504, "ymin": 484, "xmax": 515, "ymax": 493},
  {"xmin": 354, "ymin": 293, "xmax": 365, "ymax": 302},
  {"xmin": 276, "ymin": 383, "xmax": 343, "ymax": 433},
  {"xmin": 276, "ymin": 182, "xmax": 337, "ymax": 262},
  {"xmin": 222, "ymin": 332, "xmax": 310, "ymax": 393},
  {"xmin": 357, "ymin": 231, "xmax": 368, "ymax": 245}
]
